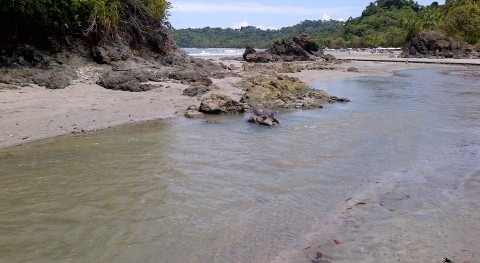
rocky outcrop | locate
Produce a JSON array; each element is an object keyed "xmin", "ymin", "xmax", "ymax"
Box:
[
  {"xmin": 199, "ymin": 94, "xmax": 246, "ymax": 114},
  {"xmin": 401, "ymin": 31, "xmax": 479, "ymax": 59},
  {"xmin": 293, "ymin": 33, "xmax": 322, "ymax": 55},
  {"xmin": 241, "ymin": 75, "xmax": 349, "ymax": 110},
  {"xmin": 243, "ymin": 46, "xmax": 277, "ymax": 63},
  {"xmin": 243, "ymin": 34, "xmax": 322, "ymax": 63},
  {"xmin": 97, "ymin": 70, "xmax": 158, "ymax": 92}
]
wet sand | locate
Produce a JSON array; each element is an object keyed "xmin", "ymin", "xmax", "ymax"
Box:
[{"xmin": 0, "ymin": 55, "xmax": 472, "ymax": 149}]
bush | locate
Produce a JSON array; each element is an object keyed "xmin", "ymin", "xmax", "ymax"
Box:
[{"xmin": 0, "ymin": 0, "xmax": 171, "ymax": 50}]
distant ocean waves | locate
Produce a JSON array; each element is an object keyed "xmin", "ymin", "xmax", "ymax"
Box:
[{"xmin": 182, "ymin": 48, "xmax": 245, "ymax": 57}]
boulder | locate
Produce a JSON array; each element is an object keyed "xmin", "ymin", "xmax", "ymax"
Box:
[
  {"xmin": 269, "ymin": 39, "xmax": 316, "ymax": 62},
  {"xmin": 243, "ymin": 34, "xmax": 320, "ymax": 63},
  {"xmin": 184, "ymin": 105, "xmax": 205, "ymax": 118},
  {"xmin": 241, "ymin": 75, "xmax": 332, "ymax": 109},
  {"xmin": 182, "ymin": 85, "xmax": 211, "ymax": 97},
  {"xmin": 243, "ymin": 46, "xmax": 257, "ymax": 61},
  {"xmin": 320, "ymin": 54, "xmax": 338, "ymax": 62},
  {"xmin": 401, "ymin": 31, "xmax": 479, "ymax": 59},
  {"xmin": 97, "ymin": 71, "xmax": 157, "ymax": 92},
  {"xmin": 199, "ymin": 94, "xmax": 246, "ymax": 114},
  {"xmin": 293, "ymin": 33, "xmax": 321, "ymax": 55},
  {"xmin": 91, "ymin": 44, "xmax": 131, "ymax": 64}
]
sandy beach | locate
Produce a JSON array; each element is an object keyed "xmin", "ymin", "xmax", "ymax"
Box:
[{"xmin": 0, "ymin": 54, "xmax": 471, "ymax": 149}]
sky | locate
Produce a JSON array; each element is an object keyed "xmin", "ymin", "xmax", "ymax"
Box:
[{"xmin": 169, "ymin": 0, "xmax": 445, "ymax": 29}]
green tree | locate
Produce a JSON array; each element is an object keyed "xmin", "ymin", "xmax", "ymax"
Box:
[{"xmin": 444, "ymin": 3, "xmax": 480, "ymax": 44}]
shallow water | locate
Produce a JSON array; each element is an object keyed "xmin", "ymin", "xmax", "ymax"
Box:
[{"xmin": 1, "ymin": 68, "xmax": 479, "ymax": 263}]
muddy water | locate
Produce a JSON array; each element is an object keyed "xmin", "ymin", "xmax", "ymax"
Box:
[{"xmin": 1, "ymin": 68, "xmax": 479, "ymax": 263}]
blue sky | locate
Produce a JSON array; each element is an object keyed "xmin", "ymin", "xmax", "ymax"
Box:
[{"xmin": 169, "ymin": 0, "xmax": 445, "ymax": 29}]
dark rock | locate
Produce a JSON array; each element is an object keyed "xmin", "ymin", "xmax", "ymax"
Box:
[
  {"xmin": 243, "ymin": 34, "xmax": 319, "ymax": 63},
  {"xmin": 183, "ymin": 85, "xmax": 211, "ymax": 97},
  {"xmin": 97, "ymin": 71, "xmax": 157, "ymax": 92},
  {"xmin": 91, "ymin": 44, "xmax": 131, "ymax": 64},
  {"xmin": 329, "ymin": 96, "xmax": 350, "ymax": 103},
  {"xmin": 32, "ymin": 71, "xmax": 75, "ymax": 89},
  {"xmin": 168, "ymin": 70, "xmax": 213, "ymax": 86},
  {"xmin": 243, "ymin": 46, "xmax": 257, "ymax": 61},
  {"xmin": 269, "ymin": 39, "xmax": 316, "ymax": 62},
  {"xmin": 248, "ymin": 115, "xmax": 280, "ymax": 126},
  {"xmin": 293, "ymin": 33, "xmax": 321, "ymax": 55},
  {"xmin": 17, "ymin": 45, "xmax": 51, "ymax": 66},
  {"xmin": 244, "ymin": 49, "xmax": 277, "ymax": 63},
  {"xmin": 321, "ymin": 54, "xmax": 338, "ymax": 62},
  {"xmin": 401, "ymin": 31, "xmax": 479, "ymax": 59},
  {"xmin": 199, "ymin": 94, "xmax": 245, "ymax": 114},
  {"xmin": 347, "ymin": 67, "xmax": 359, "ymax": 72}
]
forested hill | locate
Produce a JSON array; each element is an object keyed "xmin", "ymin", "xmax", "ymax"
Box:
[
  {"xmin": 172, "ymin": 20, "xmax": 345, "ymax": 48},
  {"xmin": 172, "ymin": 0, "xmax": 480, "ymax": 49}
]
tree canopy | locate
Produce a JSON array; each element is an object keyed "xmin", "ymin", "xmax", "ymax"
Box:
[
  {"xmin": 172, "ymin": 0, "xmax": 480, "ymax": 49},
  {"xmin": 172, "ymin": 20, "xmax": 345, "ymax": 48}
]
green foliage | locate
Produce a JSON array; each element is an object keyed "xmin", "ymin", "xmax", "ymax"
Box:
[
  {"xmin": 343, "ymin": 0, "xmax": 422, "ymax": 47},
  {"xmin": 0, "ymin": 0, "xmax": 171, "ymax": 48},
  {"xmin": 444, "ymin": 3, "xmax": 480, "ymax": 44},
  {"xmin": 172, "ymin": 20, "xmax": 345, "ymax": 48}
]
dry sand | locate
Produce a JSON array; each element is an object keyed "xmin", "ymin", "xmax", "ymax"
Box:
[{"xmin": 0, "ymin": 54, "xmax": 473, "ymax": 149}]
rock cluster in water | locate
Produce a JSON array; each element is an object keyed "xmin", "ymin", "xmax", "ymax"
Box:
[{"xmin": 241, "ymin": 74, "xmax": 349, "ymax": 110}]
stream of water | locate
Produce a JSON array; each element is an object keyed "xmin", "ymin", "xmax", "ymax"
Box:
[{"xmin": 1, "ymin": 68, "xmax": 479, "ymax": 263}]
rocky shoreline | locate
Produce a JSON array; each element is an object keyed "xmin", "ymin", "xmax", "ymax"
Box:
[{"xmin": 0, "ymin": 36, "xmax": 468, "ymax": 149}]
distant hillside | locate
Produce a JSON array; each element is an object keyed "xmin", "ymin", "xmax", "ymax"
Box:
[
  {"xmin": 172, "ymin": 20, "xmax": 345, "ymax": 48},
  {"xmin": 172, "ymin": 0, "xmax": 480, "ymax": 49}
]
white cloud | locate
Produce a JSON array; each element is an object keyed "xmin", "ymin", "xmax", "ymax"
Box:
[
  {"xmin": 256, "ymin": 24, "xmax": 278, "ymax": 30},
  {"xmin": 232, "ymin": 21, "xmax": 250, "ymax": 29},
  {"xmin": 231, "ymin": 21, "xmax": 277, "ymax": 30},
  {"xmin": 322, "ymin": 14, "xmax": 331, "ymax": 21},
  {"xmin": 172, "ymin": 2, "xmax": 354, "ymax": 16}
]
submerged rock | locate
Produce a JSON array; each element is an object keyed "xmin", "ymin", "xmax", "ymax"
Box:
[{"xmin": 248, "ymin": 115, "xmax": 280, "ymax": 126}]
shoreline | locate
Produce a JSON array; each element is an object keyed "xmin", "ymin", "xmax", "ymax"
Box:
[{"xmin": 0, "ymin": 56, "xmax": 472, "ymax": 150}]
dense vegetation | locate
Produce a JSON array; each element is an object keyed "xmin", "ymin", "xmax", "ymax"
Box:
[
  {"xmin": 0, "ymin": 0, "xmax": 171, "ymax": 51},
  {"xmin": 172, "ymin": 0, "xmax": 480, "ymax": 49},
  {"xmin": 172, "ymin": 20, "xmax": 345, "ymax": 48}
]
